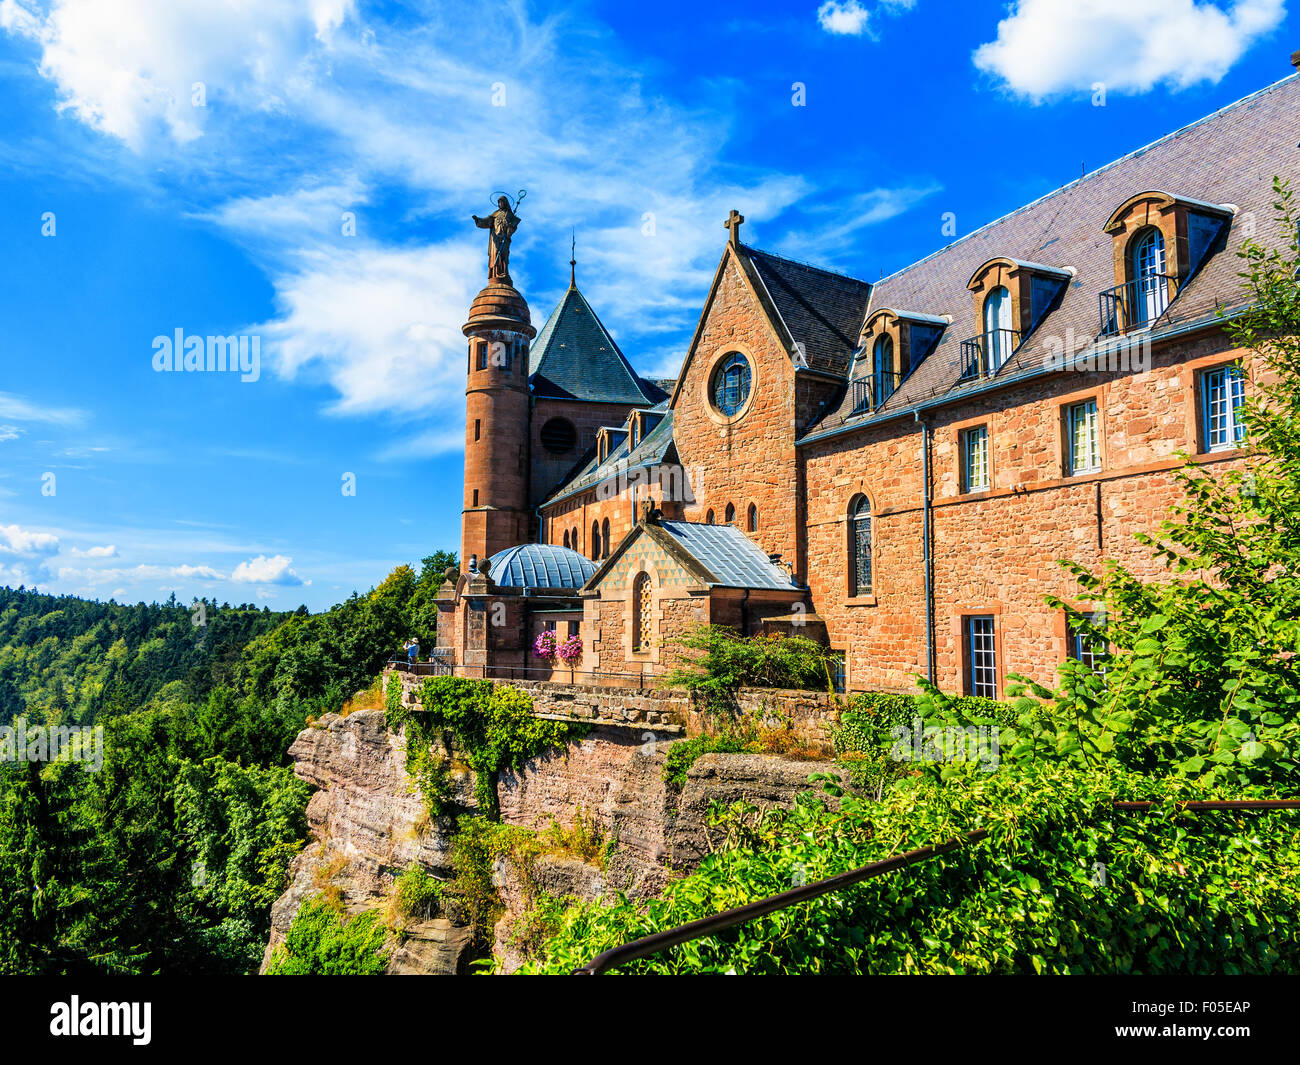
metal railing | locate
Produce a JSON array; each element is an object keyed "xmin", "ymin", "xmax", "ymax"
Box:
[
  {"xmin": 958, "ymin": 328, "xmax": 1020, "ymax": 381},
  {"xmin": 572, "ymin": 797, "xmax": 1300, "ymax": 974},
  {"xmin": 1098, "ymin": 273, "xmax": 1176, "ymax": 337},
  {"xmin": 387, "ymin": 657, "xmax": 655, "ymax": 689},
  {"xmin": 848, "ymin": 372, "xmax": 903, "ymax": 415}
]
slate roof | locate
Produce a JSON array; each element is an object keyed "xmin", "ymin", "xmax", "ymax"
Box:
[
  {"xmin": 656, "ymin": 521, "xmax": 801, "ymax": 591},
  {"xmin": 807, "ymin": 72, "xmax": 1300, "ymax": 441},
  {"xmin": 487, "ymin": 543, "xmax": 597, "ymax": 589},
  {"xmin": 740, "ymin": 246, "xmax": 873, "ymax": 376},
  {"xmin": 544, "ymin": 410, "xmax": 679, "ymax": 506},
  {"xmin": 529, "ymin": 284, "xmax": 669, "ymax": 405}
]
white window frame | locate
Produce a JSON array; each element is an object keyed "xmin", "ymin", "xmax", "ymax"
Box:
[
  {"xmin": 1067, "ymin": 399, "xmax": 1101, "ymax": 475},
  {"xmin": 962, "ymin": 425, "xmax": 989, "ymax": 492},
  {"xmin": 1201, "ymin": 365, "xmax": 1246, "ymax": 452}
]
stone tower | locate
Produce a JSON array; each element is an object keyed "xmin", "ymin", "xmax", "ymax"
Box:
[{"xmin": 461, "ymin": 194, "xmax": 536, "ymax": 569}]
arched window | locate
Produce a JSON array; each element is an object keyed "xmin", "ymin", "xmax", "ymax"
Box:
[
  {"xmin": 724, "ymin": 502, "xmax": 736, "ymax": 524},
  {"xmin": 710, "ymin": 352, "xmax": 752, "ymax": 416},
  {"xmin": 747, "ymin": 503, "xmax": 758, "ymax": 532},
  {"xmin": 591, "ymin": 521, "xmax": 600, "ymax": 561},
  {"xmin": 849, "ymin": 496, "xmax": 872, "ymax": 597},
  {"xmin": 632, "ymin": 572, "xmax": 652, "ymax": 651},
  {"xmin": 705, "ymin": 509, "xmax": 715, "ymax": 524},
  {"xmin": 601, "ymin": 518, "xmax": 611, "ymax": 559},
  {"xmin": 983, "ymin": 286, "xmax": 1013, "ymax": 370},
  {"xmin": 872, "ymin": 335, "xmax": 894, "ymax": 407},
  {"xmin": 562, "ymin": 529, "xmax": 570, "ymax": 549},
  {"xmin": 1130, "ymin": 227, "xmax": 1168, "ymax": 325}
]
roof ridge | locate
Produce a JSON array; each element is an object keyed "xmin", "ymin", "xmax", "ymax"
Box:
[
  {"xmin": 743, "ymin": 243, "xmax": 872, "ymax": 287},
  {"xmin": 875, "ymin": 71, "xmax": 1299, "ymax": 285}
]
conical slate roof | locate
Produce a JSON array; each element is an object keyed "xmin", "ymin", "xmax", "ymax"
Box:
[{"xmin": 529, "ymin": 284, "xmax": 667, "ymax": 405}]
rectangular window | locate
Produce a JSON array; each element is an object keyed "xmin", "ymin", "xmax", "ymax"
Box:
[
  {"xmin": 472, "ymin": 489, "xmax": 479, "ymax": 507},
  {"xmin": 567, "ymin": 621, "xmax": 580, "ymax": 638},
  {"xmin": 965, "ymin": 616, "xmax": 997, "ymax": 698},
  {"xmin": 1067, "ymin": 399, "xmax": 1101, "ymax": 475},
  {"xmin": 1068, "ymin": 612, "xmax": 1108, "ymax": 674},
  {"xmin": 474, "ymin": 419, "xmax": 481, "ymax": 441},
  {"xmin": 962, "ymin": 425, "xmax": 989, "ymax": 492},
  {"xmin": 1202, "ymin": 365, "xmax": 1246, "ymax": 451},
  {"xmin": 474, "ymin": 341, "xmax": 488, "ymax": 370}
]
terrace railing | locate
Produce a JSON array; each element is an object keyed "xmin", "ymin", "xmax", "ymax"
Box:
[
  {"xmin": 958, "ymin": 328, "xmax": 1020, "ymax": 381},
  {"xmin": 1098, "ymin": 274, "xmax": 1176, "ymax": 337}
]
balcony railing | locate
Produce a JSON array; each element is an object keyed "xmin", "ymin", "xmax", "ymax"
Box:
[
  {"xmin": 1098, "ymin": 273, "xmax": 1175, "ymax": 337},
  {"xmin": 958, "ymin": 329, "xmax": 1020, "ymax": 381},
  {"xmin": 849, "ymin": 372, "xmax": 902, "ymax": 415}
]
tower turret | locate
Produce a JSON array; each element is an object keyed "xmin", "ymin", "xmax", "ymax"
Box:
[{"xmin": 462, "ymin": 193, "xmax": 535, "ymax": 567}]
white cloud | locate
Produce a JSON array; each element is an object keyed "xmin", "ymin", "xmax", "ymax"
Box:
[
  {"xmin": 0, "ymin": 523, "xmax": 59, "ymax": 556},
  {"xmin": 231, "ymin": 554, "xmax": 308, "ymax": 586},
  {"xmin": 69, "ymin": 544, "xmax": 117, "ymax": 558},
  {"xmin": 4, "ymin": 0, "xmax": 355, "ymax": 149},
  {"xmin": 0, "ymin": 425, "xmax": 20, "ymax": 442},
  {"xmin": 973, "ymin": 0, "xmax": 1286, "ymax": 99},
  {"xmin": 256, "ymin": 241, "xmax": 479, "ymax": 418},
  {"xmin": 817, "ymin": 1, "xmax": 872, "ymax": 35}
]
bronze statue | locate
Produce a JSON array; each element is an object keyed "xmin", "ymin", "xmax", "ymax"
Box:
[{"xmin": 472, "ymin": 194, "xmax": 522, "ymax": 283}]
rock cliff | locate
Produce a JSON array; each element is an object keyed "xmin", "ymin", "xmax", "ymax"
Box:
[{"xmin": 263, "ymin": 707, "xmax": 842, "ymax": 974}]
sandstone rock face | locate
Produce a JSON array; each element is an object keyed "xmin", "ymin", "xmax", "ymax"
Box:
[
  {"xmin": 260, "ymin": 708, "xmax": 475, "ymax": 975},
  {"xmin": 263, "ymin": 704, "xmax": 842, "ymax": 975},
  {"xmin": 497, "ymin": 725, "xmax": 676, "ymax": 897}
]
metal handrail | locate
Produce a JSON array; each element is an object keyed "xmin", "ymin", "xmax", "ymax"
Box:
[
  {"xmin": 958, "ymin": 328, "xmax": 1020, "ymax": 380},
  {"xmin": 572, "ymin": 798, "xmax": 1300, "ymax": 974},
  {"xmin": 849, "ymin": 372, "xmax": 902, "ymax": 415},
  {"xmin": 1098, "ymin": 273, "xmax": 1176, "ymax": 337}
]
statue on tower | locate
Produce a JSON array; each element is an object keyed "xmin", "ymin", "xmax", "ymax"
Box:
[{"xmin": 472, "ymin": 192, "xmax": 524, "ymax": 284}]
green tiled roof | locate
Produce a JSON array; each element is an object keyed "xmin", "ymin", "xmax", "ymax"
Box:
[{"xmin": 529, "ymin": 285, "xmax": 668, "ymax": 405}]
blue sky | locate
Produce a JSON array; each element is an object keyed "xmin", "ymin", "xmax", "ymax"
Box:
[{"xmin": 0, "ymin": 0, "xmax": 1294, "ymax": 611}]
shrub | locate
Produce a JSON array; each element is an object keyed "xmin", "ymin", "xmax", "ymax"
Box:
[
  {"xmin": 658, "ymin": 626, "xmax": 838, "ymax": 712},
  {"xmin": 265, "ymin": 896, "xmax": 389, "ymax": 975}
]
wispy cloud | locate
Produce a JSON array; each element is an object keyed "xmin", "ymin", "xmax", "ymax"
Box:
[{"xmin": 0, "ymin": 390, "xmax": 85, "ymax": 426}]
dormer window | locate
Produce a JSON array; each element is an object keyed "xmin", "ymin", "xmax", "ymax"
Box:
[
  {"xmin": 983, "ymin": 286, "xmax": 1014, "ymax": 370},
  {"xmin": 961, "ymin": 258, "xmax": 1071, "ymax": 380},
  {"xmin": 1130, "ymin": 227, "xmax": 1169, "ymax": 326},
  {"xmin": 850, "ymin": 309, "xmax": 944, "ymax": 415},
  {"xmin": 1099, "ymin": 191, "xmax": 1232, "ymax": 337}
]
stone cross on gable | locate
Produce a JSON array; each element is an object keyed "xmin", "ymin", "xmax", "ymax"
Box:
[{"xmin": 724, "ymin": 208, "xmax": 744, "ymax": 247}]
